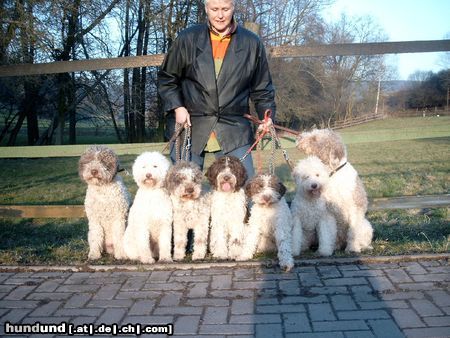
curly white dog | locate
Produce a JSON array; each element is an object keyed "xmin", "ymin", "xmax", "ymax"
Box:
[
  {"xmin": 165, "ymin": 161, "xmax": 211, "ymax": 261},
  {"xmin": 206, "ymin": 156, "xmax": 248, "ymax": 260},
  {"xmin": 79, "ymin": 145, "xmax": 131, "ymax": 260},
  {"xmin": 240, "ymin": 174, "xmax": 295, "ymax": 271},
  {"xmin": 296, "ymin": 129, "xmax": 373, "ymax": 252},
  {"xmin": 291, "ymin": 156, "xmax": 338, "ymax": 256},
  {"xmin": 123, "ymin": 151, "xmax": 173, "ymax": 264}
]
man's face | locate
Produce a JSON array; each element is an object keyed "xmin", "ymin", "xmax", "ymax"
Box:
[{"xmin": 205, "ymin": 0, "xmax": 234, "ymax": 34}]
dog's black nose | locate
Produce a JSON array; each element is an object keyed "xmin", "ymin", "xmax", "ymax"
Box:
[
  {"xmin": 311, "ymin": 183, "xmax": 317, "ymax": 189},
  {"xmin": 146, "ymin": 173, "xmax": 152, "ymax": 179},
  {"xmin": 91, "ymin": 169, "xmax": 98, "ymax": 176},
  {"xmin": 186, "ymin": 187, "xmax": 194, "ymax": 194},
  {"xmin": 223, "ymin": 175, "xmax": 230, "ymax": 181}
]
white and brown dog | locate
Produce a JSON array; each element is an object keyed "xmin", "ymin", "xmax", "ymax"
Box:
[
  {"xmin": 165, "ymin": 161, "xmax": 211, "ymax": 261},
  {"xmin": 296, "ymin": 129, "xmax": 373, "ymax": 252},
  {"xmin": 78, "ymin": 145, "xmax": 131, "ymax": 260},
  {"xmin": 206, "ymin": 156, "xmax": 248, "ymax": 260},
  {"xmin": 123, "ymin": 152, "xmax": 173, "ymax": 264},
  {"xmin": 291, "ymin": 156, "xmax": 339, "ymax": 256},
  {"xmin": 240, "ymin": 174, "xmax": 295, "ymax": 271}
]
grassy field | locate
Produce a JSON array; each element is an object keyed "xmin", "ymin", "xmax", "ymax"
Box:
[{"xmin": 0, "ymin": 116, "xmax": 449, "ymax": 265}]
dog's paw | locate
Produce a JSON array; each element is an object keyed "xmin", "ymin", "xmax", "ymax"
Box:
[
  {"xmin": 235, "ymin": 254, "xmax": 252, "ymax": 262},
  {"xmin": 345, "ymin": 244, "xmax": 361, "ymax": 253},
  {"xmin": 280, "ymin": 263, "xmax": 294, "ymax": 272},
  {"xmin": 140, "ymin": 256, "xmax": 155, "ymax": 264},
  {"xmin": 191, "ymin": 253, "xmax": 205, "ymax": 261},
  {"xmin": 316, "ymin": 248, "xmax": 333, "ymax": 257},
  {"xmin": 173, "ymin": 251, "xmax": 186, "ymax": 261},
  {"xmin": 105, "ymin": 243, "xmax": 114, "ymax": 255},
  {"xmin": 158, "ymin": 257, "xmax": 173, "ymax": 264},
  {"xmin": 88, "ymin": 251, "xmax": 102, "ymax": 260},
  {"xmin": 212, "ymin": 253, "xmax": 228, "ymax": 261}
]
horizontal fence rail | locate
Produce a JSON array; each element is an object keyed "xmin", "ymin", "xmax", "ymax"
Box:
[
  {"xmin": 1, "ymin": 195, "xmax": 449, "ymax": 218},
  {"xmin": 269, "ymin": 39, "xmax": 450, "ymax": 58},
  {"xmin": 332, "ymin": 113, "xmax": 385, "ymax": 129},
  {"xmin": 1, "ymin": 40, "xmax": 449, "ymax": 77}
]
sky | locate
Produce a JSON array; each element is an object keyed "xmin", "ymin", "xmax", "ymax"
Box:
[{"xmin": 321, "ymin": 0, "xmax": 450, "ymax": 80}]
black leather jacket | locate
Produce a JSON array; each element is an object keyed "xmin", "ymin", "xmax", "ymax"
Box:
[{"xmin": 158, "ymin": 23, "xmax": 276, "ymax": 155}]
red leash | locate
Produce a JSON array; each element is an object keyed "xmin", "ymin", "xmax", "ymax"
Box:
[
  {"xmin": 241, "ymin": 109, "xmax": 295, "ymax": 173},
  {"xmin": 244, "ymin": 113, "xmax": 300, "ymax": 137},
  {"xmin": 240, "ymin": 110, "xmax": 272, "ymax": 166}
]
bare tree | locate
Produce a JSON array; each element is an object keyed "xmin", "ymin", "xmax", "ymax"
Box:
[
  {"xmin": 319, "ymin": 14, "xmax": 388, "ymax": 123},
  {"xmin": 234, "ymin": 0, "xmax": 329, "ymax": 45}
]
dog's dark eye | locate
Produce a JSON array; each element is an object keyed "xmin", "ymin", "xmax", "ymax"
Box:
[
  {"xmin": 316, "ymin": 174, "xmax": 319, "ymax": 177},
  {"xmin": 153, "ymin": 165, "xmax": 158, "ymax": 168},
  {"xmin": 302, "ymin": 175, "xmax": 309, "ymax": 180}
]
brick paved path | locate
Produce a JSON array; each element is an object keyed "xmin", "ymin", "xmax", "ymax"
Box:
[{"xmin": 0, "ymin": 256, "xmax": 449, "ymax": 338}]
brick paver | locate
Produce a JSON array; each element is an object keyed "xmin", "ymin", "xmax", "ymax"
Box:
[{"xmin": 0, "ymin": 255, "xmax": 449, "ymax": 337}]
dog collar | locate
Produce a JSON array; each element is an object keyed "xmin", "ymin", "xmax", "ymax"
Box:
[{"xmin": 329, "ymin": 161, "xmax": 347, "ymax": 177}]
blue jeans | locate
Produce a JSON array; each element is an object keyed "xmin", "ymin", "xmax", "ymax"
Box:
[{"xmin": 170, "ymin": 143, "xmax": 255, "ymax": 179}]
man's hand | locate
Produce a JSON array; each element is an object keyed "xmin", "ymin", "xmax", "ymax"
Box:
[
  {"xmin": 175, "ymin": 106, "xmax": 191, "ymax": 127},
  {"xmin": 257, "ymin": 117, "xmax": 273, "ymax": 132}
]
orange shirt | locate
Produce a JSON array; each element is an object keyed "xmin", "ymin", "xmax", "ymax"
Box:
[
  {"xmin": 210, "ymin": 31, "xmax": 231, "ymax": 78},
  {"xmin": 205, "ymin": 30, "xmax": 233, "ymax": 152}
]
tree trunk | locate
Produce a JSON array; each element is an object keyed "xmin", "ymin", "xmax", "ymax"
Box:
[
  {"xmin": 54, "ymin": 0, "xmax": 80, "ymax": 145},
  {"xmin": 68, "ymin": 73, "xmax": 76, "ymax": 144},
  {"xmin": 6, "ymin": 111, "xmax": 26, "ymax": 145},
  {"xmin": 56, "ymin": 73, "xmax": 68, "ymax": 145},
  {"xmin": 24, "ymin": 79, "xmax": 39, "ymax": 145},
  {"xmin": 23, "ymin": 2, "xmax": 39, "ymax": 145},
  {"xmin": 123, "ymin": 0, "xmax": 132, "ymax": 142},
  {"xmin": 131, "ymin": 0, "xmax": 145, "ymax": 142},
  {"xmin": 7, "ymin": 0, "xmax": 40, "ymax": 146}
]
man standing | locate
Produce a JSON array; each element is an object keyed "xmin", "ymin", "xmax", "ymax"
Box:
[{"xmin": 158, "ymin": 0, "xmax": 276, "ymax": 177}]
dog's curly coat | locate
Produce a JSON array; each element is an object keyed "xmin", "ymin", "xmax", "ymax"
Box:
[
  {"xmin": 206, "ymin": 156, "xmax": 248, "ymax": 260},
  {"xmin": 291, "ymin": 156, "xmax": 339, "ymax": 256},
  {"xmin": 165, "ymin": 161, "xmax": 211, "ymax": 261},
  {"xmin": 240, "ymin": 174, "xmax": 295, "ymax": 271},
  {"xmin": 296, "ymin": 129, "xmax": 373, "ymax": 252},
  {"xmin": 79, "ymin": 145, "xmax": 131, "ymax": 260},
  {"xmin": 123, "ymin": 152, "xmax": 173, "ymax": 264}
]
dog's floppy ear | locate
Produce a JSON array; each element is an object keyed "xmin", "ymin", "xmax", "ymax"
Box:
[
  {"xmin": 244, "ymin": 177, "xmax": 256, "ymax": 198},
  {"xmin": 291, "ymin": 162, "xmax": 299, "ymax": 181},
  {"xmin": 99, "ymin": 146, "xmax": 119, "ymax": 177},
  {"xmin": 229, "ymin": 157, "xmax": 247, "ymax": 190},
  {"xmin": 164, "ymin": 165, "xmax": 176, "ymax": 192},
  {"xmin": 277, "ymin": 180, "xmax": 287, "ymax": 197},
  {"xmin": 205, "ymin": 161, "xmax": 219, "ymax": 189},
  {"xmin": 189, "ymin": 162, "xmax": 204, "ymax": 183},
  {"xmin": 78, "ymin": 148, "xmax": 93, "ymax": 181},
  {"xmin": 270, "ymin": 175, "xmax": 286, "ymax": 197}
]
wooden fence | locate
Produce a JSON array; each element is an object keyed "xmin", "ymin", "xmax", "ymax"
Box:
[
  {"xmin": 1, "ymin": 38, "xmax": 450, "ymax": 216},
  {"xmin": 332, "ymin": 113, "xmax": 385, "ymax": 129},
  {"xmin": 1, "ymin": 39, "xmax": 449, "ymax": 77}
]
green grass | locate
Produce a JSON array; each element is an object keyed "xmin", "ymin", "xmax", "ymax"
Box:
[
  {"xmin": 369, "ymin": 209, "xmax": 449, "ymax": 256},
  {"xmin": 0, "ymin": 219, "xmax": 88, "ymax": 265},
  {"xmin": 0, "ymin": 210, "xmax": 448, "ymax": 265},
  {"xmin": 0, "ymin": 116, "xmax": 449, "ymax": 265},
  {"xmin": 339, "ymin": 116, "xmax": 450, "ymax": 143}
]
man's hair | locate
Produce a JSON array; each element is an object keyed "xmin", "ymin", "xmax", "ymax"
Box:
[{"xmin": 204, "ymin": 0, "xmax": 235, "ymax": 7}]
